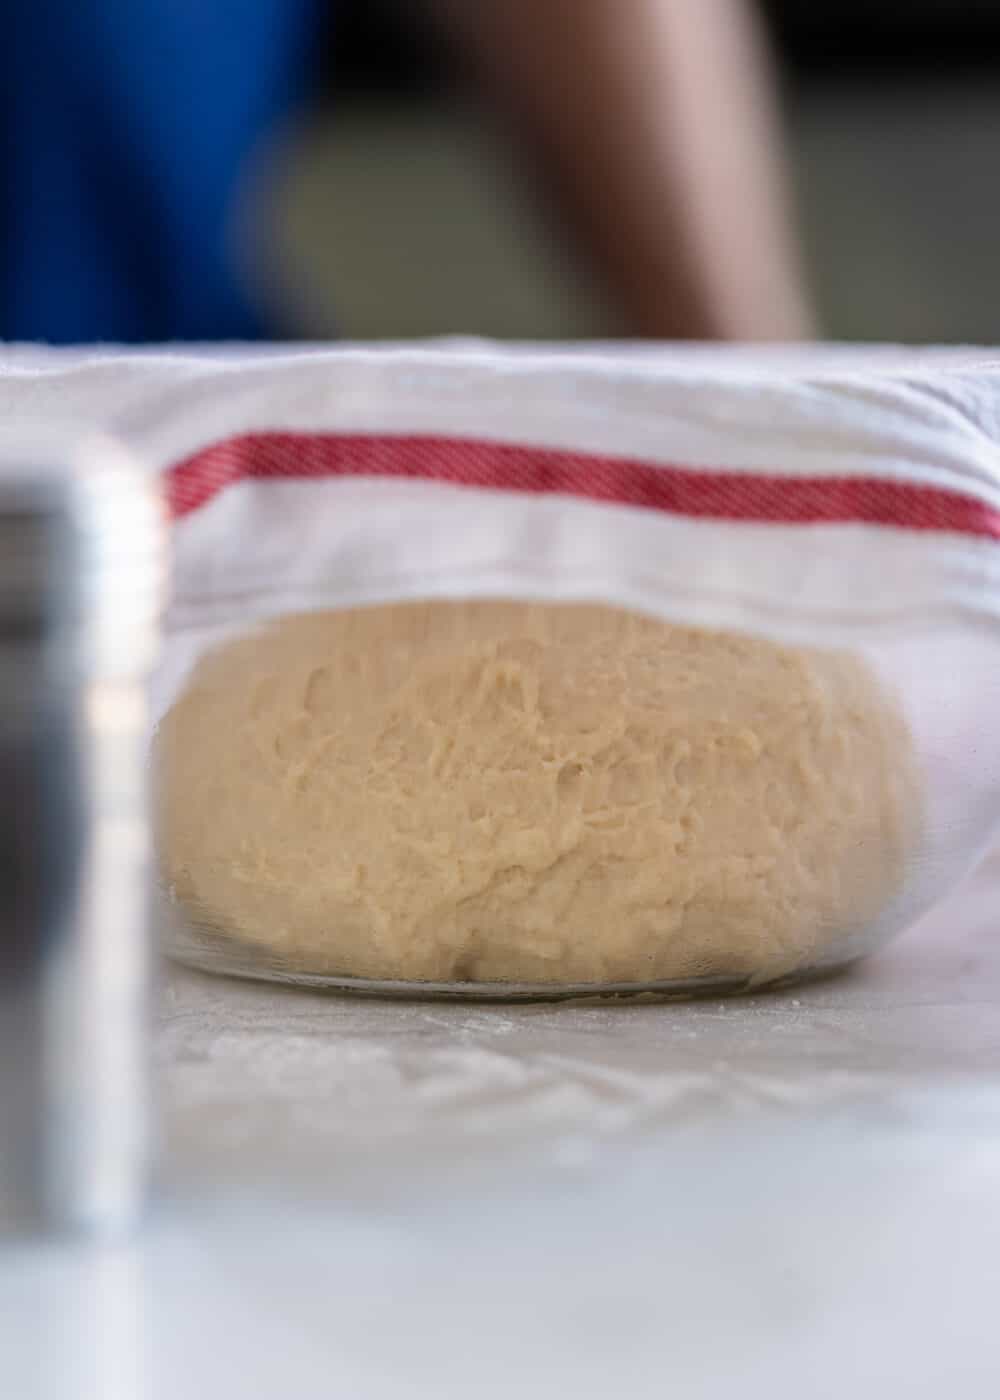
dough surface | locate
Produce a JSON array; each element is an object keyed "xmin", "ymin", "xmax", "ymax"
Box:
[{"xmin": 155, "ymin": 602, "xmax": 917, "ymax": 986}]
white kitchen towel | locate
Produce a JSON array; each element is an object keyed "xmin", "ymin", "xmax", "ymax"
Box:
[
  {"xmin": 2, "ymin": 341, "xmax": 999, "ymax": 646},
  {"xmin": 4, "ymin": 338, "xmax": 999, "ymax": 942}
]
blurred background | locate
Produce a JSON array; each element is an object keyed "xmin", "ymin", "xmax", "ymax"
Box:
[
  {"xmin": 5, "ymin": 0, "xmax": 1000, "ymax": 345},
  {"xmin": 276, "ymin": 0, "xmax": 1000, "ymax": 344}
]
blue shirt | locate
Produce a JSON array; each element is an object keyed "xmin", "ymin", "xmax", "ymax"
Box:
[{"xmin": 2, "ymin": 0, "xmax": 324, "ymax": 343}]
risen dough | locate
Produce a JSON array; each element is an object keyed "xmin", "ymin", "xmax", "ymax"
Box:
[{"xmin": 155, "ymin": 602, "xmax": 917, "ymax": 986}]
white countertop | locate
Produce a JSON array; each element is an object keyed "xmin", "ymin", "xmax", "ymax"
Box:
[{"xmin": 4, "ymin": 851, "xmax": 999, "ymax": 1399}]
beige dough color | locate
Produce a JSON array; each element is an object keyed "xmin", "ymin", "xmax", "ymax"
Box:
[{"xmin": 155, "ymin": 601, "xmax": 918, "ymax": 987}]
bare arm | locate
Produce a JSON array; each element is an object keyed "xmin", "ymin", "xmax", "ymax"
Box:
[{"xmin": 434, "ymin": 0, "xmax": 815, "ymax": 340}]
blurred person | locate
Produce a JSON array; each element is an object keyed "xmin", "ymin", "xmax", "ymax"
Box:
[{"xmin": 2, "ymin": 0, "xmax": 813, "ymax": 344}]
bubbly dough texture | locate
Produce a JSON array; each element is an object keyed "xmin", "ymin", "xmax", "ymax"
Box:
[{"xmin": 155, "ymin": 602, "xmax": 918, "ymax": 986}]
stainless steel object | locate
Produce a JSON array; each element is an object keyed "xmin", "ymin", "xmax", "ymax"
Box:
[{"xmin": 0, "ymin": 429, "xmax": 165, "ymax": 1236}]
